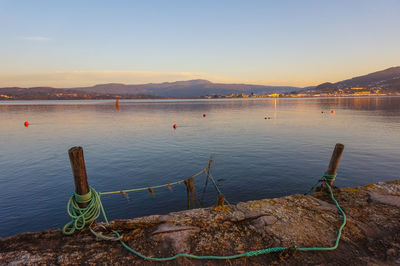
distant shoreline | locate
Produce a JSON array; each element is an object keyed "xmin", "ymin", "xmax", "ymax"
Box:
[{"xmin": 1, "ymin": 94, "xmax": 400, "ymax": 102}]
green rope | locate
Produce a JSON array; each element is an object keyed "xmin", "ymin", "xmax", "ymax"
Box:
[
  {"xmin": 305, "ymin": 172, "xmax": 336, "ymax": 195},
  {"xmin": 62, "ymin": 187, "xmax": 109, "ymax": 235},
  {"xmin": 62, "ymin": 173, "xmax": 346, "ymax": 261},
  {"xmin": 297, "ymin": 173, "xmax": 346, "ymax": 251},
  {"xmin": 322, "ymin": 172, "xmax": 337, "ymax": 183},
  {"xmin": 116, "ymin": 235, "xmax": 290, "ymax": 261}
]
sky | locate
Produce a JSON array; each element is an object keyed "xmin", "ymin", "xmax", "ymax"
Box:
[{"xmin": 1, "ymin": 0, "xmax": 400, "ymax": 88}]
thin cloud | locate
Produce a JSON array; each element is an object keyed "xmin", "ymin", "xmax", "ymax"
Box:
[{"xmin": 19, "ymin": 36, "xmax": 50, "ymax": 41}]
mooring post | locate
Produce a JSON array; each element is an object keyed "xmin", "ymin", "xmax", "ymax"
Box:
[
  {"xmin": 326, "ymin": 143, "xmax": 345, "ymax": 186},
  {"xmin": 206, "ymin": 158, "xmax": 212, "ymax": 178},
  {"xmin": 68, "ymin": 146, "xmax": 90, "ymax": 207},
  {"xmin": 216, "ymin": 194, "xmax": 225, "ymax": 207}
]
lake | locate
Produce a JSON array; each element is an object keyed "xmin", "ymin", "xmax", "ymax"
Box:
[{"xmin": 0, "ymin": 97, "xmax": 399, "ymax": 237}]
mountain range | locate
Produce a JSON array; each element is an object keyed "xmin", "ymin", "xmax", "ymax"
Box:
[
  {"xmin": 0, "ymin": 80, "xmax": 299, "ymax": 100},
  {"xmin": 1, "ymin": 67, "xmax": 400, "ymax": 100}
]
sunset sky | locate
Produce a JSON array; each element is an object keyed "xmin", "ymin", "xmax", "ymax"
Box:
[{"xmin": 1, "ymin": 0, "xmax": 400, "ymax": 87}]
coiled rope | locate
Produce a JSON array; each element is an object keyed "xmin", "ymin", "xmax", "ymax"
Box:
[
  {"xmin": 62, "ymin": 172, "xmax": 346, "ymax": 261},
  {"xmin": 63, "ymin": 187, "xmax": 105, "ymax": 235}
]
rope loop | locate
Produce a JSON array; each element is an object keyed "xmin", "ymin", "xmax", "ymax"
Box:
[
  {"xmin": 63, "ymin": 187, "xmax": 104, "ymax": 235},
  {"xmin": 321, "ymin": 172, "xmax": 337, "ymax": 183}
]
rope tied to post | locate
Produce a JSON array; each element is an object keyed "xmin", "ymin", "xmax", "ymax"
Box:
[
  {"xmin": 63, "ymin": 187, "xmax": 106, "ymax": 235},
  {"xmin": 62, "ymin": 164, "xmax": 212, "ymax": 237},
  {"xmin": 321, "ymin": 172, "xmax": 336, "ymax": 183},
  {"xmin": 305, "ymin": 172, "xmax": 337, "ymax": 195},
  {"xmin": 62, "ymin": 170, "xmax": 347, "ymax": 261},
  {"xmin": 62, "ymin": 186, "xmax": 122, "ymax": 240}
]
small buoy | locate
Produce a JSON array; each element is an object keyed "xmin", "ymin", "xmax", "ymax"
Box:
[
  {"xmin": 203, "ymin": 114, "xmax": 206, "ymax": 117},
  {"xmin": 24, "ymin": 121, "xmax": 29, "ymax": 127},
  {"xmin": 330, "ymin": 110, "xmax": 335, "ymax": 114},
  {"xmin": 173, "ymin": 124, "xmax": 177, "ymax": 129}
]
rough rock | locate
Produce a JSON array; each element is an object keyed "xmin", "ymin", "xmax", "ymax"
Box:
[{"xmin": 1, "ymin": 180, "xmax": 399, "ymax": 265}]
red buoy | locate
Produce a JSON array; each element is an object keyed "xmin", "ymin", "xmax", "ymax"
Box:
[
  {"xmin": 203, "ymin": 114, "xmax": 206, "ymax": 117},
  {"xmin": 330, "ymin": 110, "xmax": 335, "ymax": 114},
  {"xmin": 173, "ymin": 124, "xmax": 177, "ymax": 129},
  {"xmin": 24, "ymin": 121, "xmax": 29, "ymax": 127}
]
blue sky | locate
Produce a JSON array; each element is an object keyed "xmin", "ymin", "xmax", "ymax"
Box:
[{"xmin": 1, "ymin": 0, "xmax": 399, "ymax": 87}]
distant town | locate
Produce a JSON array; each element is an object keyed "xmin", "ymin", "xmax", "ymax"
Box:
[
  {"xmin": 2, "ymin": 89, "xmax": 399, "ymax": 101},
  {"xmin": 1, "ymin": 87, "xmax": 399, "ymax": 101},
  {"xmin": 202, "ymin": 88, "xmax": 400, "ymax": 99}
]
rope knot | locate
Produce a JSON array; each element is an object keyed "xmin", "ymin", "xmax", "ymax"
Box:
[
  {"xmin": 62, "ymin": 186, "xmax": 106, "ymax": 235},
  {"xmin": 74, "ymin": 189, "xmax": 92, "ymax": 204},
  {"xmin": 321, "ymin": 172, "xmax": 337, "ymax": 183}
]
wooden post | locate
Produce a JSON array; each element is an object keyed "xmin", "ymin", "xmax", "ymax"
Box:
[
  {"xmin": 216, "ymin": 194, "xmax": 225, "ymax": 207},
  {"xmin": 202, "ymin": 155, "xmax": 213, "ymax": 194},
  {"xmin": 206, "ymin": 157, "xmax": 213, "ymax": 177},
  {"xmin": 68, "ymin": 146, "xmax": 89, "ymax": 207},
  {"xmin": 325, "ymin": 143, "xmax": 344, "ymax": 186}
]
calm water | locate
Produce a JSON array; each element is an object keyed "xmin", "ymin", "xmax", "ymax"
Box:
[{"xmin": 1, "ymin": 97, "xmax": 399, "ymax": 237}]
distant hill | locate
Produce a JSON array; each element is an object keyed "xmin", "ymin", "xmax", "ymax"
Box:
[
  {"xmin": 0, "ymin": 80, "xmax": 300, "ymax": 100},
  {"xmin": 74, "ymin": 79, "xmax": 298, "ymax": 97},
  {"xmin": 308, "ymin": 67, "xmax": 400, "ymax": 94}
]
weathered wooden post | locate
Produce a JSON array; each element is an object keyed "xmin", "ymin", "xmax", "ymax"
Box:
[
  {"xmin": 326, "ymin": 143, "xmax": 345, "ymax": 186},
  {"xmin": 216, "ymin": 194, "xmax": 225, "ymax": 207},
  {"xmin": 206, "ymin": 156, "xmax": 213, "ymax": 177},
  {"xmin": 202, "ymin": 155, "xmax": 214, "ymax": 195},
  {"xmin": 68, "ymin": 146, "xmax": 90, "ymax": 207}
]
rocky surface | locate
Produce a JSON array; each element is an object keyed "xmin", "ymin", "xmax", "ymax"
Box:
[{"xmin": 1, "ymin": 180, "xmax": 400, "ymax": 265}]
